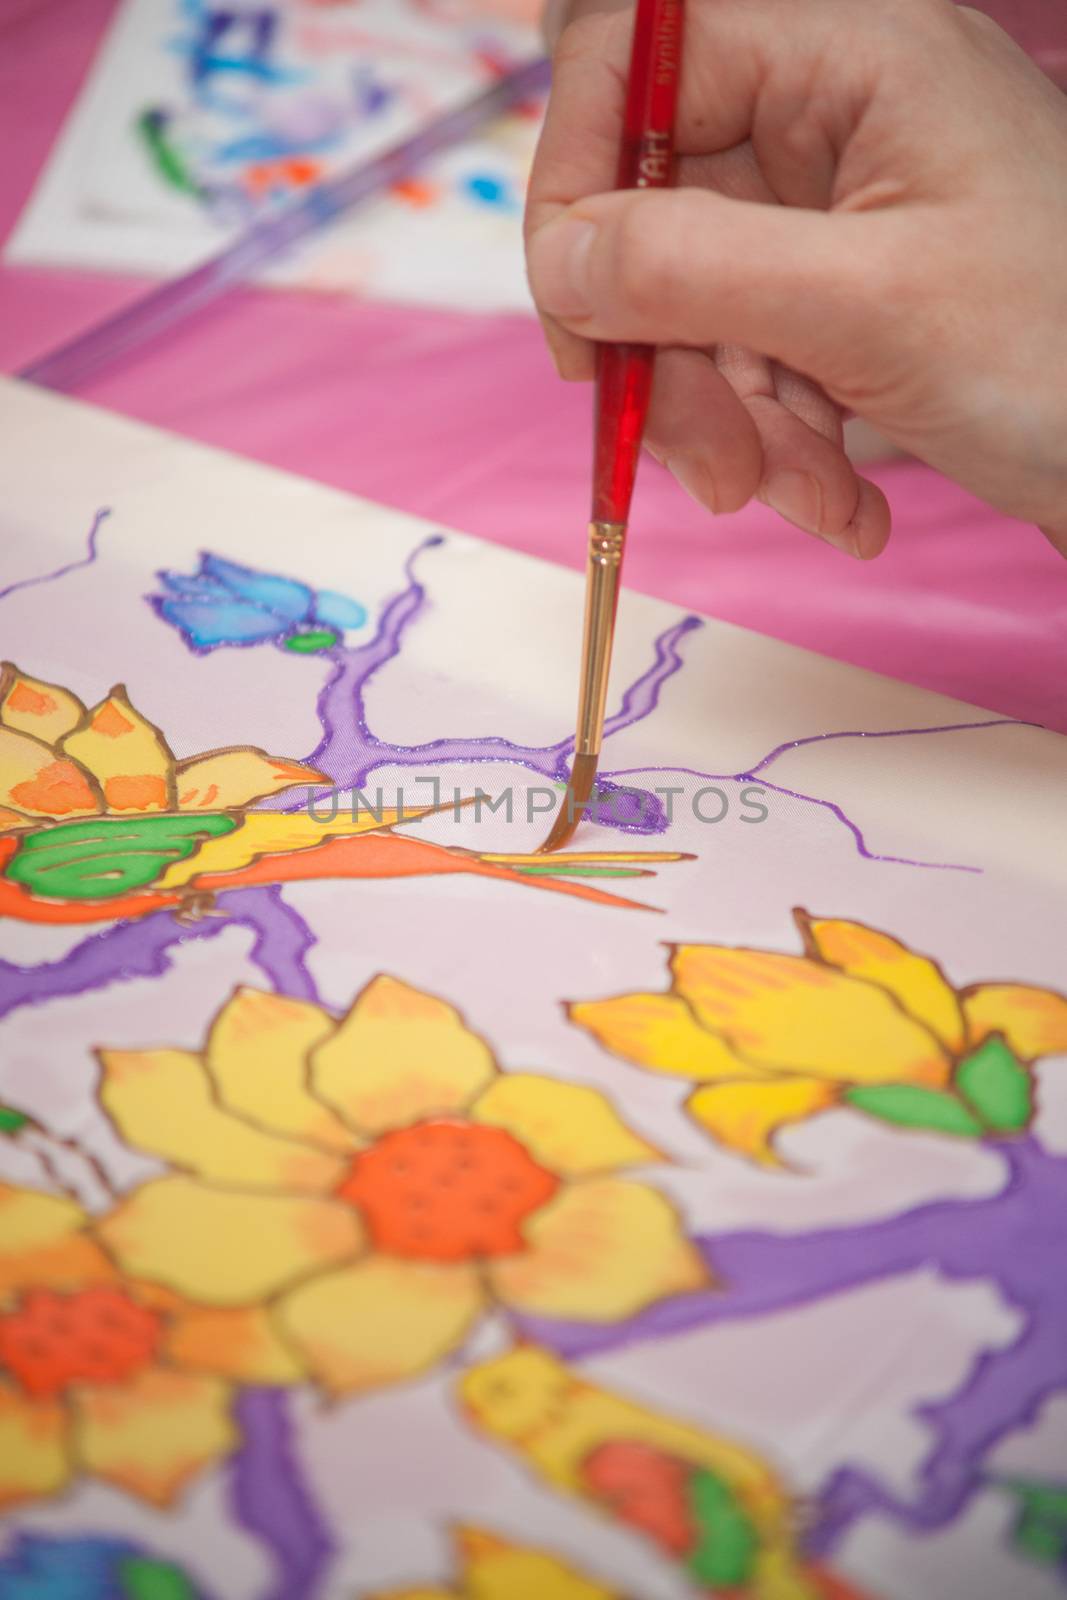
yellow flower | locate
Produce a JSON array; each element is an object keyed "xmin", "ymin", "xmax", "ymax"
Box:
[
  {"xmin": 570, "ymin": 910, "xmax": 1067, "ymax": 1165},
  {"xmin": 0, "ymin": 1184, "xmax": 302, "ymax": 1512},
  {"xmin": 0, "ymin": 664, "xmax": 324, "ymax": 831},
  {"xmin": 95, "ymin": 980, "xmax": 708, "ymax": 1394},
  {"xmin": 368, "ymin": 1525, "xmax": 621, "ymax": 1600}
]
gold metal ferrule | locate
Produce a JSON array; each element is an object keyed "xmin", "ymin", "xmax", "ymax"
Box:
[{"xmin": 575, "ymin": 520, "xmax": 626, "ymax": 757}]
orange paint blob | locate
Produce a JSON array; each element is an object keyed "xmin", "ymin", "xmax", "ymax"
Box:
[
  {"xmin": 0, "ymin": 1287, "xmax": 162, "ymax": 1399},
  {"xmin": 91, "ymin": 702, "xmax": 135, "ymax": 738},
  {"xmin": 10, "ymin": 759, "xmax": 98, "ymax": 816},
  {"xmin": 6, "ymin": 682, "xmax": 56, "ymax": 718},
  {"xmin": 583, "ymin": 1439, "xmax": 695, "ymax": 1556},
  {"xmin": 104, "ymin": 775, "xmax": 168, "ymax": 811},
  {"xmin": 338, "ymin": 1119, "xmax": 558, "ymax": 1262}
]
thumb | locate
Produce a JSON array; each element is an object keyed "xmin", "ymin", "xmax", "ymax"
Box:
[{"xmin": 527, "ymin": 187, "xmax": 893, "ymax": 390}]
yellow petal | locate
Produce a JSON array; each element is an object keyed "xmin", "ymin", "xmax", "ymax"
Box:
[
  {"xmin": 165, "ymin": 1305, "xmax": 304, "ymax": 1384},
  {"xmin": 204, "ymin": 987, "xmax": 353, "ymax": 1152},
  {"xmin": 0, "ymin": 665, "xmax": 85, "ymax": 743},
  {"xmin": 0, "ymin": 1183, "xmax": 115, "ymax": 1298},
  {"xmin": 471, "ymin": 1073, "xmax": 660, "ymax": 1175},
  {"xmin": 276, "ymin": 1256, "xmax": 484, "ymax": 1395},
  {"xmin": 98, "ymin": 1177, "xmax": 363, "ymax": 1305},
  {"xmin": 0, "ymin": 1386, "xmax": 71, "ymax": 1509},
  {"xmin": 568, "ymin": 992, "xmax": 769, "ymax": 1082},
  {"xmin": 0, "ymin": 806, "xmax": 33, "ymax": 832},
  {"xmin": 98, "ymin": 1048, "xmax": 343, "ymax": 1192},
  {"xmin": 310, "ymin": 976, "xmax": 497, "ymax": 1136},
  {"xmin": 797, "ymin": 911, "xmax": 966, "ymax": 1054},
  {"xmin": 61, "ymin": 687, "xmax": 175, "ymax": 813},
  {"xmin": 175, "ymin": 749, "xmax": 328, "ymax": 810},
  {"xmin": 371, "ymin": 1591, "xmax": 455, "ymax": 1600},
  {"xmin": 687, "ymin": 1078, "xmax": 840, "ymax": 1167},
  {"xmin": 672, "ymin": 946, "xmax": 950, "ymax": 1088},
  {"xmin": 489, "ymin": 1178, "xmax": 708, "ymax": 1321},
  {"xmin": 456, "ymin": 1528, "xmax": 618, "ymax": 1600},
  {"xmin": 0, "ymin": 726, "xmax": 101, "ymax": 819},
  {"xmin": 155, "ymin": 807, "xmax": 431, "ymax": 890},
  {"xmin": 0, "ymin": 1182, "xmax": 86, "ymax": 1250},
  {"xmin": 962, "ymin": 983, "xmax": 1067, "ymax": 1060},
  {"xmin": 72, "ymin": 1368, "xmax": 236, "ymax": 1505}
]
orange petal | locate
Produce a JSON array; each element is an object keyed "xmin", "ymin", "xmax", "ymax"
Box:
[
  {"xmin": 0, "ymin": 1385, "xmax": 71, "ymax": 1510},
  {"xmin": 165, "ymin": 1304, "xmax": 304, "ymax": 1383},
  {"xmin": 61, "ymin": 687, "xmax": 175, "ymax": 813},
  {"xmin": 71, "ymin": 1367, "xmax": 237, "ymax": 1505},
  {"xmin": 0, "ymin": 727, "xmax": 101, "ymax": 819},
  {"xmin": 686, "ymin": 1078, "xmax": 841, "ymax": 1166},
  {"xmin": 672, "ymin": 945, "xmax": 950, "ymax": 1088},
  {"xmin": 797, "ymin": 911, "xmax": 966, "ymax": 1054},
  {"xmin": 0, "ymin": 666, "xmax": 85, "ymax": 744},
  {"xmin": 962, "ymin": 983, "xmax": 1067, "ymax": 1060},
  {"xmin": 175, "ymin": 749, "xmax": 328, "ymax": 810}
]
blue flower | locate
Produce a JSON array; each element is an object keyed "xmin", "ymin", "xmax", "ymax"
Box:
[
  {"xmin": 152, "ymin": 554, "xmax": 367, "ymax": 653},
  {"xmin": 0, "ymin": 1532, "xmax": 212, "ymax": 1599}
]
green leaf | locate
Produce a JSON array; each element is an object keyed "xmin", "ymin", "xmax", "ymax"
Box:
[
  {"xmin": 0, "ymin": 1106, "xmax": 29, "ymax": 1134},
  {"xmin": 6, "ymin": 814, "xmax": 237, "ymax": 902},
  {"xmin": 993, "ymin": 1477, "xmax": 1067, "ymax": 1567},
  {"xmin": 957, "ymin": 1036, "xmax": 1032, "ymax": 1133},
  {"xmin": 284, "ymin": 629, "xmax": 338, "ymax": 653},
  {"xmin": 845, "ymin": 1083, "xmax": 983, "ymax": 1138},
  {"xmin": 118, "ymin": 1556, "xmax": 198, "ymax": 1600},
  {"xmin": 686, "ymin": 1469, "xmax": 759, "ymax": 1587}
]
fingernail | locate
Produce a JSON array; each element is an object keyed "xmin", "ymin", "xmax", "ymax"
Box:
[
  {"xmin": 763, "ymin": 471, "xmax": 856, "ymax": 555},
  {"xmin": 668, "ymin": 455, "xmax": 719, "ymax": 514},
  {"xmin": 527, "ymin": 218, "xmax": 596, "ymax": 318}
]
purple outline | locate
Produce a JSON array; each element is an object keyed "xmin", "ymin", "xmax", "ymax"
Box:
[
  {"xmin": 232, "ymin": 1391, "xmax": 334, "ymax": 1600},
  {"xmin": 0, "ymin": 508, "xmax": 110, "ymax": 604}
]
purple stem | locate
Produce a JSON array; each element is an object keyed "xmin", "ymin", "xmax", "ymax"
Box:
[
  {"xmin": 519, "ymin": 1136, "xmax": 1067, "ymax": 1553},
  {"xmin": 0, "ymin": 886, "xmax": 318, "ymax": 1022},
  {"xmin": 0, "ymin": 508, "xmax": 110, "ymax": 603},
  {"xmin": 231, "ymin": 1390, "xmax": 334, "ymax": 1600}
]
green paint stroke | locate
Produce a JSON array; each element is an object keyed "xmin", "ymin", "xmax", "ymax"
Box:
[
  {"xmin": 957, "ymin": 1035, "xmax": 1033, "ymax": 1132},
  {"xmin": 0, "ymin": 1106, "xmax": 29, "ymax": 1134},
  {"xmin": 7, "ymin": 814, "xmax": 237, "ymax": 902},
  {"xmin": 993, "ymin": 1477, "xmax": 1067, "ymax": 1567},
  {"xmin": 686, "ymin": 1469, "xmax": 759, "ymax": 1587},
  {"xmin": 284, "ymin": 629, "xmax": 339, "ymax": 654},
  {"xmin": 845, "ymin": 1083, "xmax": 983, "ymax": 1138},
  {"xmin": 119, "ymin": 1555, "xmax": 199, "ymax": 1600},
  {"xmin": 136, "ymin": 112, "xmax": 200, "ymax": 197},
  {"xmin": 513, "ymin": 863, "xmax": 646, "ymax": 878}
]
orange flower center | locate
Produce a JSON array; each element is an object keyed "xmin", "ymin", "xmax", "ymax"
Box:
[
  {"xmin": 337, "ymin": 1118, "xmax": 559, "ymax": 1263},
  {"xmin": 0, "ymin": 1287, "xmax": 162, "ymax": 1399}
]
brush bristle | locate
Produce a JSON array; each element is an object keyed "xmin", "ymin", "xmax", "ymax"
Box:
[{"xmin": 537, "ymin": 754, "xmax": 599, "ymax": 853}]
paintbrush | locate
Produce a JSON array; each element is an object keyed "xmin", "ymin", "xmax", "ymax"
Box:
[
  {"xmin": 539, "ymin": 0, "xmax": 684, "ymax": 854},
  {"xmin": 20, "ymin": 56, "xmax": 550, "ymax": 394}
]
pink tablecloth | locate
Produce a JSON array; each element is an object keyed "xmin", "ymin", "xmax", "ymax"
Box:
[{"xmin": 2, "ymin": 0, "xmax": 1065, "ymax": 733}]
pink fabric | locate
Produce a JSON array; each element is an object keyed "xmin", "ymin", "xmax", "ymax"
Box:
[{"xmin": 2, "ymin": 0, "xmax": 1065, "ymax": 732}]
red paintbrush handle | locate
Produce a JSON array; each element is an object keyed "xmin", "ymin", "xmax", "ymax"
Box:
[{"xmin": 592, "ymin": 0, "xmax": 684, "ymax": 527}]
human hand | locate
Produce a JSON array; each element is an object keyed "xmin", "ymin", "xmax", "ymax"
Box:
[{"xmin": 526, "ymin": 0, "xmax": 1067, "ymax": 557}]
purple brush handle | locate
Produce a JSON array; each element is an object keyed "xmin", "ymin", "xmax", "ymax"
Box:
[{"xmin": 20, "ymin": 56, "xmax": 551, "ymax": 393}]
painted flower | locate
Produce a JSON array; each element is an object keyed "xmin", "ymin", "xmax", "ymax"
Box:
[
  {"xmin": 0, "ymin": 663, "xmax": 324, "ymax": 840},
  {"xmin": 570, "ymin": 910, "xmax": 1067, "ymax": 1165},
  {"xmin": 95, "ymin": 979, "xmax": 707, "ymax": 1395},
  {"xmin": 368, "ymin": 1525, "xmax": 622, "ymax": 1600},
  {"xmin": 153, "ymin": 554, "xmax": 367, "ymax": 652},
  {"xmin": 0, "ymin": 1532, "xmax": 211, "ymax": 1600},
  {"xmin": 0, "ymin": 1183, "xmax": 304, "ymax": 1511}
]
